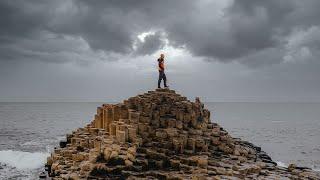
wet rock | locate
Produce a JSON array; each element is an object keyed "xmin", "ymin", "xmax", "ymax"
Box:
[{"xmin": 288, "ymin": 163, "xmax": 297, "ymax": 172}]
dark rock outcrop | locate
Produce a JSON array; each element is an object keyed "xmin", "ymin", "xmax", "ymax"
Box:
[{"xmin": 45, "ymin": 89, "xmax": 320, "ymax": 179}]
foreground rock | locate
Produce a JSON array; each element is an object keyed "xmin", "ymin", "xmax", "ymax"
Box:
[{"xmin": 45, "ymin": 89, "xmax": 320, "ymax": 179}]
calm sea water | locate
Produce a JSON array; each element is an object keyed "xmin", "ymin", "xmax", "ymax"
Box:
[{"xmin": 0, "ymin": 102, "xmax": 319, "ymax": 179}]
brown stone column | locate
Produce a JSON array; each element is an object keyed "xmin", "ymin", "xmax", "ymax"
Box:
[
  {"xmin": 97, "ymin": 107, "xmax": 103, "ymax": 128},
  {"xmin": 104, "ymin": 106, "xmax": 113, "ymax": 132},
  {"xmin": 102, "ymin": 105, "xmax": 108, "ymax": 130},
  {"xmin": 109, "ymin": 123, "xmax": 116, "ymax": 136},
  {"xmin": 120, "ymin": 104, "xmax": 129, "ymax": 119},
  {"xmin": 129, "ymin": 110, "xmax": 140, "ymax": 124},
  {"xmin": 113, "ymin": 105, "xmax": 121, "ymax": 122},
  {"xmin": 94, "ymin": 115, "xmax": 101, "ymax": 129},
  {"xmin": 127, "ymin": 126, "xmax": 137, "ymax": 142}
]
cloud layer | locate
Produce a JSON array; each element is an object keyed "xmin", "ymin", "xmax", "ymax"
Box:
[
  {"xmin": 1, "ymin": 0, "xmax": 320, "ymax": 66},
  {"xmin": 1, "ymin": 0, "xmax": 320, "ymax": 101}
]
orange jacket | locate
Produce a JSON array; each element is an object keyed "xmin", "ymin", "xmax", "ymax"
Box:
[{"xmin": 158, "ymin": 58, "xmax": 165, "ymax": 71}]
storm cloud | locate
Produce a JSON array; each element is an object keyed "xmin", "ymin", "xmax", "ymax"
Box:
[
  {"xmin": 0, "ymin": 0, "xmax": 320, "ymax": 101},
  {"xmin": 1, "ymin": 0, "xmax": 320, "ymax": 66}
]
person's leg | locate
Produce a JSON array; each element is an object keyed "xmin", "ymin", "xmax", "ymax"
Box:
[
  {"xmin": 158, "ymin": 71, "xmax": 162, "ymax": 88},
  {"xmin": 163, "ymin": 72, "xmax": 168, "ymax": 87}
]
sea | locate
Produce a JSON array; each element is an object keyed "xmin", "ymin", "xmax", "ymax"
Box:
[{"xmin": 0, "ymin": 102, "xmax": 319, "ymax": 179}]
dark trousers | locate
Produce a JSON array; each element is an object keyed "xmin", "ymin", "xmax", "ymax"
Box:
[{"xmin": 158, "ymin": 70, "xmax": 167, "ymax": 88}]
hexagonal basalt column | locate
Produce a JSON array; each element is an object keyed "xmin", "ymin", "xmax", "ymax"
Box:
[
  {"xmin": 127, "ymin": 127, "xmax": 137, "ymax": 142},
  {"xmin": 120, "ymin": 104, "xmax": 129, "ymax": 119},
  {"xmin": 109, "ymin": 123, "xmax": 117, "ymax": 136},
  {"xmin": 112, "ymin": 104, "xmax": 121, "ymax": 122},
  {"xmin": 129, "ymin": 110, "xmax": 140, "ymax": 124}
]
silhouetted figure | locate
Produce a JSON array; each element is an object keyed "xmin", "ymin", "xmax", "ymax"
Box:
[{"xmin": 157, "ymin": 53, "xmax": 168, "ymax": 88}]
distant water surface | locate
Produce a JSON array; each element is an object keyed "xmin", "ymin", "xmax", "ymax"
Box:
[
  {"xmin": 206, "ymin": 102, "xmax": 320, "ymax": 171},
  {"xmin": 0, "ymin": 102, "xmax": 319, "ymax": 179}
]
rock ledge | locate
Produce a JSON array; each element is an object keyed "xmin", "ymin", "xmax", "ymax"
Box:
[{"xmin": 46, "ymin": 89, "xmax": 320, "ymax": 179}]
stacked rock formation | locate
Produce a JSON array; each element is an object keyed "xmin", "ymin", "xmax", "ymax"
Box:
[{"xmin": 46, "ymin": 89, "xmax": 320, "ymax": 179}]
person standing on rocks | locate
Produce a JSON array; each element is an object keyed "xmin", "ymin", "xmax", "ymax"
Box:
[{"xmin": 157, "ymin": 53, "xmax": 169, "ymax": 88}]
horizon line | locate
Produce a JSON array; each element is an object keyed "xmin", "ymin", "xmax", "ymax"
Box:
[{"xmin": 1, "ymin": 100, "xmax": 320, "ymax": 103}]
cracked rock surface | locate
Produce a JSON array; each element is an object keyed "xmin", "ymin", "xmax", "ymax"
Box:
[{"xmin": 46, "ymin": 89, "xmax": 320, "ymax": 179}]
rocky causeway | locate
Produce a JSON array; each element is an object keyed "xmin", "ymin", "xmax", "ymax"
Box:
[{"xmin": 45, "ymin": 88, "xmax": 320, "ymax": 179}]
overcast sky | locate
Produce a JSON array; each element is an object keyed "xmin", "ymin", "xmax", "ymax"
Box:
[{"xmin": 1, "ymin": 0, "xmax": 320, "ymax": 102}]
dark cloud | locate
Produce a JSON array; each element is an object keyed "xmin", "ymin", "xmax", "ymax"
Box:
[
  {"xmin": 0, "ymin": 0, "xmax": 320, "ymax": 67},
  {"xmin": 0, "ymin": 1, "xmax": 48, "ymax": 38},
  {"xmin": 1, "ymin": 0, "xmax": 320, "ymax": 102},
  {"xmin": 47, "ymin": 0, "xmax": 135, "ymax": 54}
]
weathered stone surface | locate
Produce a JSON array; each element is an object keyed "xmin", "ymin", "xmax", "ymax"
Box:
[{"xmin": 45, "ymin": 88, "xmax": 320, "ymax": 179}]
